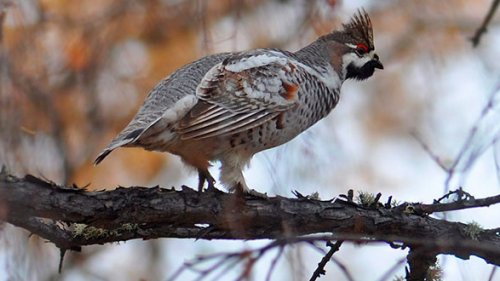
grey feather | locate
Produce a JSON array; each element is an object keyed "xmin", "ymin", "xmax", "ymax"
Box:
[
  {"xmin": 94, "ymin": 53, "xmax": 231, "ymax": 164},
  {"xmin": 176, "ymin": 50, "xmax": 300, "ymax": 140}
]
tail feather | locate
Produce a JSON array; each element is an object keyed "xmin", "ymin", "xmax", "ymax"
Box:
[
  {"xmin": 94, "ymin": 137, "xmax": 136, "ymax": 165},
  {"xmin": 94, "ymin": 149, "xmax": 112, "ymax": 165}
]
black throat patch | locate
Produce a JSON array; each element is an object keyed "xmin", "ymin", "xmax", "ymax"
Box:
[{"xmin": 345, "ymin": 60, "xmax": 378, "ymax": 81}]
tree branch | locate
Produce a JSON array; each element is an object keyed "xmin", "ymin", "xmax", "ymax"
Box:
[
  {"xmin": 414, "ymin": 193, "xmax": 500, "ymax": 214},
  {"xmin": 405, "ymin": 247, "xmax": 438, "ymax": 281},
  {"xmin": 309, "ymin": 240, "xmax": 343, "ymax": 281},
  {"xmin": 471, "ymin": 0, "xmax": 500, "ymax": 47},
  {"xmin": 1, "ymin": 172, "xmax": 500, "ymax": 267}
]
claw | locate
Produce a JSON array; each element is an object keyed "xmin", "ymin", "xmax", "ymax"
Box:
[
  {"xmin": 245, "ymin": 188, "xmax": 268, "ymax": 199},
  {"xmin": 233, "ymin": 183, "xmax": 268, "ymax": 199}
]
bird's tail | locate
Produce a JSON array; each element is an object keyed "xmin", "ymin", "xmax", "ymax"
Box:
[
  {"xmin": 94, "ymin": 137, "xmax": 136, "ymax": 165},
  {"xmin": 94, "ymin": 124, "xmax": 149, "ymax": 165},
  {"xmin": 94, "ymin": 149, "xmax": 113, "ymax": 165}
]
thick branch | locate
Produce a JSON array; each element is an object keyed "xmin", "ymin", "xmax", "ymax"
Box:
[
  {"xmin": 406, "ymin": 247, "xmax": 438, "ymax": 281},
  {"xmin": 0, "ymin": 173, "xmax": 500, "ymax": 267}
]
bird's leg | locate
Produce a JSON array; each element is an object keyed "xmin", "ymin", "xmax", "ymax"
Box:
[
  {"xmin": 197, "ymin": 169, "xmax": 216, "ymax": 192},
  {"xmin": 206, "ymin": 173, "xmax": 216, "ymax": 190}
]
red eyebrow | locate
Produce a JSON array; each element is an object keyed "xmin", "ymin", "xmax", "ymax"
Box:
[{"xmin": 356, "ymin": 43, "xmax": 369, "ymax": 52}]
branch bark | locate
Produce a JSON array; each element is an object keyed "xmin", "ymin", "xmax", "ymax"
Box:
[
  {"xmin": 0, "ymin": 172, "xmax": 499, "ymax": 267},
  {"xmin": 406, "ymin": 247, "xmax": 438, "ymax": 281}
]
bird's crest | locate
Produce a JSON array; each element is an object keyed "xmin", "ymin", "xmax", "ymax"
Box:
[{"xmin": 342, "ymin": 9, "xmax": 374, "ymax": 50}]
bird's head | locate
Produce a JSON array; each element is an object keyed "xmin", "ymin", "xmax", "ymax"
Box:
[{"xmin": 324, "ymin": 9, "xmax": 383, "ymax": 81}]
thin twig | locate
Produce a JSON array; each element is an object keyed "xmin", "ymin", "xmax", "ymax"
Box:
[
  {"xmin": 415, "ymin": 193, "xmax": 500, "ymax": 214},
  {"xmin": 444, "ymin": 82, "xmax": 500, "ymax": 191},
  {"xmin": 494, "ymin": 139, "xmax": 500, "ymax": 186},
  {"xmin": 411, "ymin": 131, "xmax": 448, "ymax": 171},
  {"xmin": 488, "ymin": 265, "xmax": 497, "ymax": 281},
  {"xmin": 207, "ymin": 256, "xmax": 242, "ymax": 281},
  {"xmin": 376, "ymin": 257, "xmax": 407, "ymax": 281},
  {"xmin": 471, "ymin": 0, "xmax": 500, "ymax": 47},
  {"xmin": 166, "ymin": 264, "xmax": 187, "ymax": 281},
  {"xmin": 329, "ymin": 256, "xmax": 355, "ymax": 281},
  {"xmin": 170, "ymin": 241, "xmax": 283, "ymax": 281},
  {"xmin": 309, "ymin": 240, "xmax": 343, "ymax": 281},
  {"xmin": 165, "ymin": 233, "xmax": 499, "ymax": 281},
  {"xmin": 434, "ymin": 188, "xmax": 475, "ymax": 204},
  {"xmin": 265, "ymin": 246, "xmax": 284, "ymax": 281}
]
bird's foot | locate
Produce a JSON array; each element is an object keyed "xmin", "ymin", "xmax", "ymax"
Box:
[
  {"xmin": 232, "ymin": 182, "xmax": 268, "ymax": 199},
  {"xmin": 206, "ymin": 184, "xmax": 225, "ymax": 194},
  {"xmin": 198, "ymin": 169, "xmax": 216, "ymax": 192},
  {"xmin": 245, "ymin": 188, "xmax": 268, "ymax": 199}
]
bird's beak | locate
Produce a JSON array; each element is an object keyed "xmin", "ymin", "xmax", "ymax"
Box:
[{"xmin": 372, "ymin": 54, "xmax": 384, "ymax": 69}]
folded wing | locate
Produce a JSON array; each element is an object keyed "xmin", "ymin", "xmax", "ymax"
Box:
[{"xmin": 177, "ymin": 50, "xmax": 301, "ymax": 140}]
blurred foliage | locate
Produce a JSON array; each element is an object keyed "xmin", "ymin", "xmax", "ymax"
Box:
[
  {"xmin": 0, "ymin": 0, "xmax": 490, "ymax": 188},
  {"xmin": 0, "ymin": 0, "xmax": 259, "ymax": 187}
]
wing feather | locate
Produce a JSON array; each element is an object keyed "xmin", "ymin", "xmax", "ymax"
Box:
[
  {"xmin": 180, "ymin": 105, "xmax": 227, "ymax": 128},
  {"xmin": 177, "ymin": 50, "xmax": 300, "ymax": 140},
  {"xmin": 180, "ymin": 111, "xmax": 274, "ymax": 139},
  {"xmin": 179, "ymin": 111, "xmax": 234, "ymax": 134}
]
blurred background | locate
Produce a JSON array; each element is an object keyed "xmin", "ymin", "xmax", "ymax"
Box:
[{"xmin": 0, "ymin": 0, "xmax": 499, "ymax": 280}]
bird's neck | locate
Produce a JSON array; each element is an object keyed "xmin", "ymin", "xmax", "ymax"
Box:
[{"xmin": 294, "ymin": 40, "xmax": 344, "ymax": 90}]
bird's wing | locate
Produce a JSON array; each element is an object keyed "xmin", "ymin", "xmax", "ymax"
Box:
[
  {"xmin": 177, "ymin": 50, "xmax": 301, "ymax": 140},
  {"xmin": 94, "ymin": 53, "xmax": 230, "ymax": 164}
]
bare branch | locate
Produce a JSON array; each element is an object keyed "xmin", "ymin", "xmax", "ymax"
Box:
[
  {"xmin": 471, "ymin": 0, "xmax": 500, "ymax": 47},
  {"xmin": 444, "ymin": 82, "xmax": 500, "ymax": 190},
  {"xmin": 494, "ymin": 140, "xmax": 500, "ymax": 186},
  {"xmin": 405, "ymin": 247, "xmax": 438, "ymax": 281},
  {"xmin": 411, "ymin": 131, "xmax": 448, "ymax": 172},
  {"xmin": 414, "ymin": 191, "xmax": 500, "ymax": 214},
  {"xmin": 309, "ymin": 240, "xmax": 343, "ymax": 281},
  {"xmin": 165, "ymin": 234, "xmax": 498, "ymax": 281},
  {"xmin": 265, "ymin": 246, "xmax": 284, "ymax": 281},
  {"xmin": 0, "ymin": 172, "xmax": 500, "ymax": 269},
  {"xmin": 489, "ymin": 266, "xmax": 498, "ymax": 281},
  {"xmin": 329, "ymin": 257, "xmax": 355, "ymax": 281}
]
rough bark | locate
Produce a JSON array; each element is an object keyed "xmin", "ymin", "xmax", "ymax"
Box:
[
  {"xmin": 406, "ymin": 247, "xmax": 438, "ymax": 281},
  {"xmin": 0, "ymin": 172, "xmax": 499, "ymax": 267}
]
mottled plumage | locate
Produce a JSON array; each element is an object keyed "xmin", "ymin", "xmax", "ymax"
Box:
[{"xmin": 95, "ymin": 9, "xmax": 383, "ymax": 194}]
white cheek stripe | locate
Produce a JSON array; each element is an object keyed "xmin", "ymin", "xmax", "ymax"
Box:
[
  {"xmin": 345, "ymin": 43, "xmax": 376, "ymax": 59},
  {"xmin": 345, "ymin": 43, "xmax": 357, "ymax": 49}
]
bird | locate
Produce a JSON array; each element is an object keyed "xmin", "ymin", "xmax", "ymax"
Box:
[{"xmin": 94, "ymin": 9, "xmax": 383, "ymax": 196}]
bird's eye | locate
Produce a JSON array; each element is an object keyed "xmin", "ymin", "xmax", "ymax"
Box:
[{"xmin": 355, "ymin": 43, "xmax": 369, "ymax": 56}]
